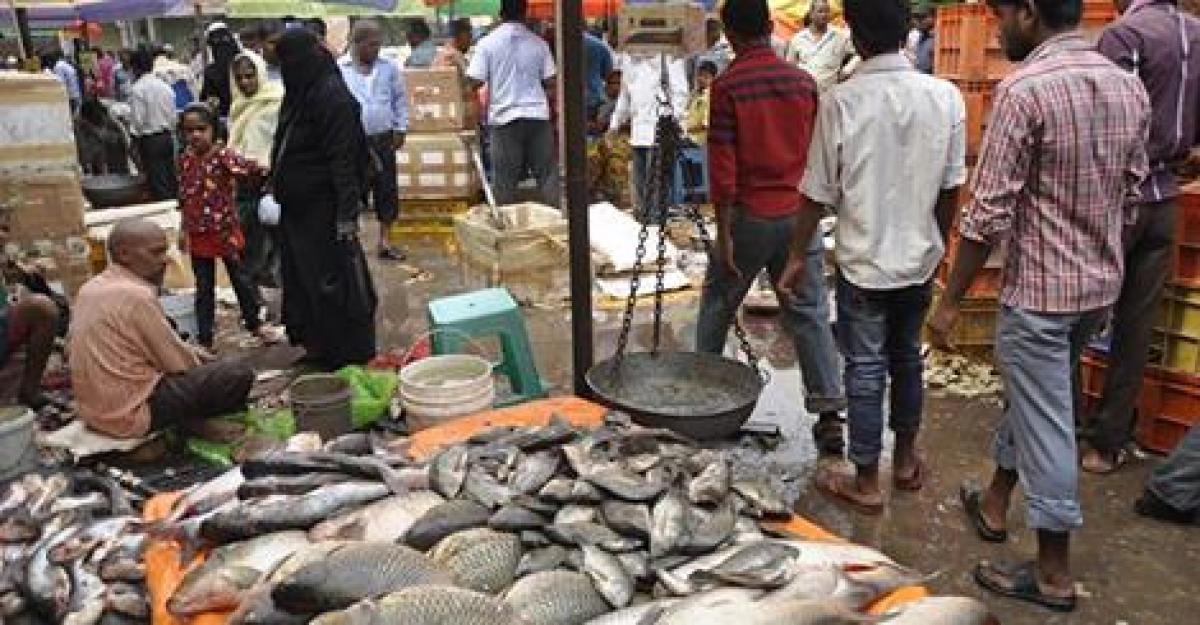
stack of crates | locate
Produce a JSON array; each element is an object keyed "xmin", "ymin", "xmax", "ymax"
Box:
[
  {"xmin": 930, "ymin": 1, "xmax": 1117, "ymax": 350},
  {"xmin": 391, "ymin": 68, "xmax": 482, "ymax": 242},
  {"xmin": 1080, "ymin": 185, "xmax": 1200, "ymax": 454}
]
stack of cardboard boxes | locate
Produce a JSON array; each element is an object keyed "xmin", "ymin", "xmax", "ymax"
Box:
[
  {"xmin": 0, "ymin": 73, "xmax": 92, "ymax": 297},
  {"xmin": 392, "ymin": 68, "xmax": 481, "ymax": 240}
]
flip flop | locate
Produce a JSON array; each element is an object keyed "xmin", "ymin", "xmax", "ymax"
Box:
[
  {"xmin": 1081, "ymin": 448, "xmax": 1130, "ymax": 475},
  {"xmin": 815, "ymin": 467, "xmax": 884, "ymax": 515},
  {"xmin": 893, "ymin": 457, "xmax": 927, "ymax": 492},
  {"xmin": 973, "ymin": 560, "xmax": 1077, "ymax": 613},
  {"xmin": 959, "ymin": 484, "xmax": 1008, "ymax": 543}
]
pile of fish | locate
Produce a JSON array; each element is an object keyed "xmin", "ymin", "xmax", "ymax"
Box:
[
  {"xmin": 1, "ymin": 469, "xmax": 150, "ymax": 625},
  {"xmin": 157, "ymin": 413, "xmax": 995, "ymax": 624}
]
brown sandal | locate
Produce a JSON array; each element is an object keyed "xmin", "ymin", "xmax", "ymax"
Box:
[
  {"xmin": 894, "ymin": 458, "xmax": 927, "ymax": 492},
  {"xmin": 815, "ymin": 467, "xmax": 884, "ymax": 515}
]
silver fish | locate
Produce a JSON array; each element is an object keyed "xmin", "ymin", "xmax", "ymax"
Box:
[
  {"xmin": 581, "ymin": 546, "xmax": 634, "ymax": 609},
  {"xmin": 766, "ymin": 562, "xmax": 925, "ymax": 610},
  {"xmin": 200, "ymin": 482, "xmax": 389, "ymax": 543},
  {"xmin": 403, "ymin": 499, "xmax": 491, "ymax": 551},
  {"xmin": 879, "ymin": 596, "xmax": 995, "ymax": 625},
  {"xmin": 312, "ymin": 585, "xmax": 524, "ymax": 625},
  {"xmin": 657, "ymin": 597, "xmax": 871, "ymax": 625},
  {"xmin": 686, "ymin": 460, "xmax": 730, "ymax": 505},
  {"xmin": 428, "ymin": 528, "xmax": 522, "ymax": 594},
  {"xmin": 600, "ymin": 501, "xmax": 651, "ymax": 539},
  {"xmin": 682, "ymin": 500, "xmax": 737, "ymax": 554},
  {"xmin": 582, "ymin": 600, "xmax": 678, "ymax": 625},
  {"xmin": 650, "ymin": 491, "xmax": 688, "ymax": 557},
  {"xmin": 308, "ymin": 490, "xmax": 444, "ymax": 542},
  {"xmin": 272, "ymin": 542, "xmax": 453, "ymax": 614},
  {"xmin": 517, "ymin": 545, "xmax": 568, "ymax": 577},
  {"xmin": 430, "ymin": 446, "xmax": 470, "ymax": 498},
  {"xmin": 546, "ymin": 522, "xmax": 643, "ymax": 552},
  {"xmin": 730, "ymin": 478, "xmax": 790, "ymax": 518},
  {"xmin": 167, "ymin": 530, "xmax": 310, "ymax": 615},
  {"xmin": 554, "ymin": 505, "xmax": 598, "ymax": 525},
  {"xmin": 510, "ymin": 451, "xmax": 560, "ymax": 495},
  {"xmin": 503, "ymin": 570, "xmax": 611, "ymax": 625},
  {"xmin": 584, "ymin": 465, "xmax": 668, "ymax": 502},
  {"xmin": 489, "ymin": 504, "xmax": 551, "ymax": 532},
  {"xmin": 463, "ymin": 466, "xmax": 515, "ymax": 510}
]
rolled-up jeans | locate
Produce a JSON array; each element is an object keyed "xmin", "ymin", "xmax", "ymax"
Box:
[
  {"xmin": 1147, "ymin": 423, "xmax": 1200, "ymax": 513},
  {"xmin": 835, "ymin": 275, "xmax": 932, "ymax": 467},
  {"xmin": 994, "ymin": 305, "xmax": 1106, "ymax": 532},
  {"xmin": 695, "ymin": 209, "xmax": 844, "ymax": 414}
]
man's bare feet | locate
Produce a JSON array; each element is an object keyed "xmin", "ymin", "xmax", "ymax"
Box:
[{"xmin": 815, "ymin": 465, "xmax": 884, "ymax": 515}]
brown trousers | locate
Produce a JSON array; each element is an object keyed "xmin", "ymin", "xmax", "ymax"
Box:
[{"xmin": 148, "ymin": 359, "xmax": 255, "ymax": 431}]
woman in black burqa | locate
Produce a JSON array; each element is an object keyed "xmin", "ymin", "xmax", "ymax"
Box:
[
  {"xmin": 199, "ymin": 24, "xmax": 240, "ymax": 117},
  {"xmin": 271, "ymin": 29, "xmax": 378, "ymax": 369}
]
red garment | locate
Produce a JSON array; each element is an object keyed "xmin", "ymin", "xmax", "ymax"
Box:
[
  {"xmin": 707, "ymin": 45, "xmax": 819, "ymax": 218},
  {"xmin": 178, "ymin": 146, "xmax": 263, "ymax": 259}
]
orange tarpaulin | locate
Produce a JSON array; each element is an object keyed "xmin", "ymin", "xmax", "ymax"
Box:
[{"xmin": 143, "ymin": 397, "xmax": 925, "ymax": 624}]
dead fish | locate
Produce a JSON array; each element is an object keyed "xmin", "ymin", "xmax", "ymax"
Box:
[
  {"xmin": 767, "ymin": 562, "xmax": 925, "ymax": 610},
  {"xmin": 584, "ymin": 466, "xmax": 668, "ymax": 502},
  {"xmin": 650, "ymin": 491, "xmax": 689, "ymax": 557},
  {"xmin": 537, "ymin": 478, "xmax": 574, "ymax": 504},
  {"xmin": 309, "ymin": 490, "xmax": 444, "ymax": 542},
  {"xmin": 463, "ymin": 467, "xmax": 515, "ymax": 510},
  {"xmin": 510, "ymin": 451, "xmax": 560, "ymax": 495},
  {"xmin": 583, "ymin": 600, "xmax": 677, "ymax": 625},
  {"xmin": 617, "ymin": 552, "xmax": 650, "ymax": 582},
  {"xmin": 682, "ymin": 500, "xmax": 737, "ymax": 554},
  {"xmin": 581, "ymin": 545, "xmax": 634, "ymax": 608},
  {"xmin": 164, "ymin": 467, "xmax": 244, "ymax": 524},
  {"xmin": 201, "ymin": 482, "xmax": 389, "ymax": 543},
  {"xmin": 658, "ymin": 597, "xmax": 871, "ymax": 625},
  {"xmin": 623, "ymin": 453, "xmax": 662, "ymax": 474},
  {"xmin": 98, "ymin": 559, "xmax": 145, "ymax": 583},
  {"xmin": 503, "ymin": 570, "xmax": 611, "ymax": 625},
  {"xmin": 311, "ymin": 585, "xmax": 524, "ymax": 625},
  {"xmin": 489, "ymin": 504, "xmax": 551, "ymax": 532},
  {"xmin": 66, "ymin": 557, "xmax": 107, "ymax": 621},
  {"xmin": 241, "ymin": 451, "xmax": 411, "ymax": 494},
  {"xmin": 24, "ymin": 522, "xmax": 79, "ymax": 617},
  {"xmin": 772, "ymin": 539, "xmax": 899, "ymax": 570},
  {"xmin": 428, "ymin": 528, "xmax": 522, "ymax": 594},
  {"xmin": 554, "ymin": 505, "xmax": 597, "ymax": 525},
  {"xmin": 273, "ymin": 543, "xmax": 452, "ymax": 613},
  {"xmin": 104, "ymin": 584, "xmax": 149, "ymax": 619},
  {"xmin": 429, "ymin": 446, "xmax": 470, "ymax": 498},
  {"xmin": 167, "ymin": 530, "xmax": 309, "ymax": 615},
  {"xmin": 600, "ymin": 501, "xmax": 651, "ymax": 539},
  {"xmin": 517, "ymin": 545, "xmax": 568, "ymax": 577},
  {"xmin": 509, "ymin": 494, "xmax": 560, "ymax": 517},
  {"xmin": 731, "ymin": 478, "xmax": 790, "ymax": 518},
  {"xmin": 227, "ymin": 582, "xmax": 309, "ymax": 625},
  {"xmin": 569, "ymin": 480, "xmax": 607, "ymax": 504},
  {"xmin": 237, "ymin": 473, "xmax": 354, "ymax": 499},
  {"xmin": 403, "ymin": 499, "xmax": 491, "ymax": 551},
  {"xmin": 658, "ymin": 587, "xmax": 764, "ymax": 611},
  {"xmin": 520, "ymin": 530, "xmax": 552, "ymax": 548},
  {"xmin": 545, "ymin": 522, "xmax": 643, "ymax": 552},
  {"xmin": 686, "ymin": 460, "xmax": 730, "ymax": 505},
  {"xmin": 879, "ymin": 596, "xmax": 995, "ymax": 625}
]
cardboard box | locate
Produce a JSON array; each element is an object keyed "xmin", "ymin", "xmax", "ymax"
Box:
[
  {"xmin": 405, "ymin": 68, "xmax": 469, "ymax": 133},
  {"xmin": 618, "ymin": 3, "xmax": 707, "ymax": 56},
  {"xmin": 455, "ymin": 203, "xmax": 572, "ymax": 306},
  {"xmin": 0, "ymin": 73, "xmax": 77, "ymax": 175},
  {"xmin": 397, "ymin": 132, "xmax": 480, "ymax": 200},
  {"xmin": 0, "ymin": 173, "xmax": 87, "ymax": 241}
]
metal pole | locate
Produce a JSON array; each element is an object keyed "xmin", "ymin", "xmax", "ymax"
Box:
[{"xmin": 556, "ymin": 0, "xmax": 594, "ymax": 397}]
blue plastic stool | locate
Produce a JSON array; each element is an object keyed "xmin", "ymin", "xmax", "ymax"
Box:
[{"xmin": 427, "ymin": 288, "xmax": 547, "ymax": 407}]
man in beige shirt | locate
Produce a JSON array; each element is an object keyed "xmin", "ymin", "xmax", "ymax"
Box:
[{"xmin": 70, "ymin": 219, "xmax": 254, "ymax": 439}]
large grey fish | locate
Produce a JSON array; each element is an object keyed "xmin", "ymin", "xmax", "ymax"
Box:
[
  {"xmin": 771, "ymin": 539, "xmax": 899, "ymax": 570},
  {"xmin": 657, "ymin": 597, "xmax": 871, "ymax": 625},
  {"xmin": 428, "ymin": 528, "xmax": 522, "ymax": 594},
  {"xmin": 681, "ymin": 501, "xmax": 737, "ymax": 554},
  {"xmin": 237, "ymin": 473, "xmax": 355, "ymax": 499},
  {"xmin": 537, "ymin": 478, "xmax": 575, "ymax": 504},
  {"xmin": 241, "ymin": 451, "xmax": 411, "ymax": 494},
  {"xmin": 689, "ymin": 541, "xmax": 799, "ymax": 590},
  {"xmin": 200, "ymin": 482, "xmax": 390, "ymax": 542},
  {"xmin": 581, "ymin": 546, "xmax": 634, "ymax": 609},
  {"xmin": 509, "ymin": 451, "xmax": 560, "ymax": 495},
  {"xmin": 308, "ymin": 490, "xmax": 444, "ymax": 542},
  {"xmin": 429, "ymin": 446, "xmax": 470, "ymax": 498},
  {"xmin": 583, "ymin": 465, "xmax": 668, "ymax": 502},
  {"xmin": 730, "ymin": 478, "xmax": 790, "ymax": 518},
  {"xmin": 463, "ymin": 467, "xmax": 516, "ymax": 510},
  {"xmin": 226, "ymin": 582, "xmax": 309, "ymax": 625},
  {"xmin": 509, "ymin": 494, "xmax": 560, "ymax": 517},
  {"xmin": 545, "ymin": 522, "xmax": 643, "ymax": 552},
  {"xmin": 403, "ymin": 499, "xmax": 491, "ymax": 551},
  {"xmin": 600, "ymin": 501, "xmax": 651, "ymax": 539},
  {"xmin": 163, "ymin": 467, "xmax": 244, "ymax": 524},
  {"xmin": 489, "ymin": 504, "xmax": 551, "ymax": 532},
  {"xmin": 167, "ymin": 530, "xmax": 310, "ymax": 615},
  {"xmin": 766, "ymin": 562, "xmax": 925, "ymax": 610},
  {"xmin": 503, "ymin": 570, "xmax": 611, "ymax": 625},
  {"xmin": 23, "ymin": 521, "xmax": 78, "ymax": 618},
  {"xmin": 272, "ymin": 543, "xmax": 452, "ymax": 614},
  {"xmin": 650, "ymin": 491, "xmax": 688, "ymax": 557},
  {"xmin": 311, "ymin": 585, "xmax": 524, "ymax": 625},
  {"xmin": 516, "ymin": 545, "xmax": 568, "ymax": 577},
  {"xmin": 879, "ymin": 596, "xmax": 996, "ymax": 625},
  {"xmin": 685, "ymin": 461, "xmax": 730, "ymax": 505}
]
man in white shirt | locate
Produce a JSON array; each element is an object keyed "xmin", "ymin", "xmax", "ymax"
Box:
[
  {"xmin": 51, "ymin": 52, "xmax": 81, "ymax": 112},
  {"xmin": 127, "ymin": 48, "xmax": 179, "ymax": 201},
  {"xmin": 608, "ymin": 53, "xmax": 689, "ymax": 221},
  {"xmin": 779, "ymin": 0, "xmax": 966, "ymax": 514},
  {"xmin": 466, "ymin": 0, "xmax": 559, "ymax": 207},
  {"xmin": 785, "ymin": 0, "xmax": 858, "ymax": 90},
  {"xmin": 339, "ymin": 20, "xmax": 409, "ymax": 261}
]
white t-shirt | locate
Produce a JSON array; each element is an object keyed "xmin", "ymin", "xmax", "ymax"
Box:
[
  {"xmin": 801, "ymin": 53, "xmax": 968, "ymax": 290},
  {"xmin": 785, "ymin": 27, "xmax": 857, "ymax": 91},
  {"xmin": 608, "ymin": 53, "xmax": 689, "ymax": 148},
  {"xmin": 466, "ymin": 22, "xmax": 556, "ymax": 126}
]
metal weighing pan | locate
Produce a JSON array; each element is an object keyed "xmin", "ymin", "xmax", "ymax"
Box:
[{"xmin": 586, "ymin": 351, "xmax": 764, "ymax": 440}]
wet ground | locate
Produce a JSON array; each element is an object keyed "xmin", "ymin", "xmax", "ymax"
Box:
[{"xmin": 374, "ymin": 234, "xmax": 1199, "ymax": 624}]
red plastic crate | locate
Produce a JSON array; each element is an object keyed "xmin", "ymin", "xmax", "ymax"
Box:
[
  {"xmin": 955, "ymin": 79, "xmax": 998, "ymax": 161},
  {"xmin": 1170, "ymin": 185, "xmax": 1200, "ymax": 287},
  {"xmin": 1078, "ymin": 349, "xmax": 1164, "ymax": 430},
  {"xmin": 1138, "ymin": 367, "xmax": 1200, "ymax": 454}
]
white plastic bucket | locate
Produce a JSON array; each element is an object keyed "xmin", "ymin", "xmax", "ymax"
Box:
[
  {"xmin": 0, "ymin": 406, "xmax": 35, "ymax": 479},
  {"xmin": 400, "ymin": 354, "xmax": 496, "ymax": 432}
]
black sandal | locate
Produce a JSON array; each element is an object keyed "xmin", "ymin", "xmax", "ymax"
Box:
[
  {"xmin": 959, "ymin": 484, "xmax": 1008, "ymax": 543},
  {"xmin": 811, "ymin": 418, "xmax": 845, "ymax": 456},
  {"xmin": 973, "ymin": 560, "xmax": 1077, "ymax": 613}
]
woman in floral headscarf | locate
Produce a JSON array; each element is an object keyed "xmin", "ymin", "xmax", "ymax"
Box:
[{"xmin": 229, "ymin": 50, "xmax": 283, "ymax": 288}]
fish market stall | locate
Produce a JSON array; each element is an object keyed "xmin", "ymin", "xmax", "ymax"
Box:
[{"xmin": 124, "ymin": 398, "xmax": 997, "ymax": 625}]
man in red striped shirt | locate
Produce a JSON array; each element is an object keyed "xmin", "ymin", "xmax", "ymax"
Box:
[{"xmin": 696, "ymin": 0, "xmax": 845, "ymax": 450}]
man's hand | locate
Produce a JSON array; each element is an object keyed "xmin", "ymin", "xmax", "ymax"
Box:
[
  {"xmin": 776, "ymin": 251, "xmax": 806, "ymax": 301},
  {"xmin": 393, "ymin": 132, "xmax": 407, "ymax": 151},
  {"xmin": 926, "ymin": 299, "xmax": 961, "ymax": 352}
]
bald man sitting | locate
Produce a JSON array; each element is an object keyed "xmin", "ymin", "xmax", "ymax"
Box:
[{"xmin": 70, "ymin": 219, "xmax": 255, "ymax": 439}]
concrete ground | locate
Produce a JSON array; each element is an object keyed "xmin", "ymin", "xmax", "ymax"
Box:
[{"xmin": 369, "ymin": 234, "xmax": 1198, "ymax": 624}]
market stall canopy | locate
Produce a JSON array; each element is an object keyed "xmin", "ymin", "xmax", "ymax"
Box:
[{"xmin": 226, "ymin": 0, "xmax": 434, "ymax": 17}]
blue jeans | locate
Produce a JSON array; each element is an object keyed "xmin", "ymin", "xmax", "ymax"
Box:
[
  {"xmin": 994, "ymin": 305, "xmax": 1105, "ymax": 532},
  {"xmin": 836, "ymin": 275, "xmax": 932, "ymax": 468},
  {"xmin": 1148, "ymin": 424, "xmax": 1200, "ymax": 513},
  {"xmin": 695, "ymin": 210, "xmax": 844, "ymax": 413}
]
